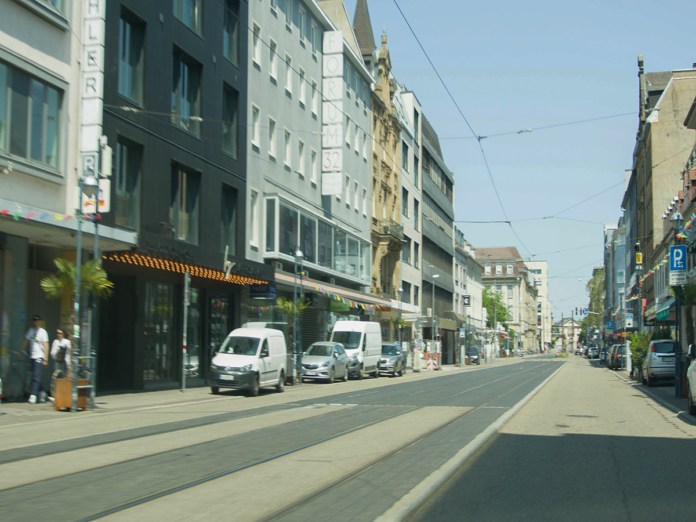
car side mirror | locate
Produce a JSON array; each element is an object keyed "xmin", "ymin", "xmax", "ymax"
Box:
[
  {"xmin": 396, "ymin": 351, "xmax": 401, "ymax": 355},
  {"xmin": 333, "ymin": 352, "xmax": 338, "ymax": 358},
  {"xmin": 260, "ymin": 350, "xmax": 269, "ymax": 358}
]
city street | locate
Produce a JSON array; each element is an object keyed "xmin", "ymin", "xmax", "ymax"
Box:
[{"xmin": 0, "ymin": 356, "xmax": 559, "ymax": 522}]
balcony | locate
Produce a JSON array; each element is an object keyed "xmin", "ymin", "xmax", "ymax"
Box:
[{"xmin": 378, "ymin": 219, "xmax": 404, "ymax": 242}]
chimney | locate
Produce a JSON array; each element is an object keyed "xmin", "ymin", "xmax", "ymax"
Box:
[{"xmin": 638, "ymin": 54, "xmax": 644, "ymax": 75}]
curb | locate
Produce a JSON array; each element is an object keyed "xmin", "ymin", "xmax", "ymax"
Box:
[
  {"xmin": 609, "ymin": 370, "xmax": 696, "ymax": 426},
  {"xmin": 374, "ymin": 360, "xmax": 567, "ymax": 522}
]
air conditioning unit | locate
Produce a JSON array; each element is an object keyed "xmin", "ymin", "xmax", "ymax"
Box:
[
  {"xmin": 274, "ymin": 262, "xmax": 283, "ymax": 272},
  {"xmin": 329, "ymin": 277, "xmax": 336, "ymax": 285}
]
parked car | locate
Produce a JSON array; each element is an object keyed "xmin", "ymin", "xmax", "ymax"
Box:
[
  {"xmin": 643, "ymin": 339, "xmax": 677, "ymax": 386},
  {"xmin": 575, "ymin": 348, "xmax": 582, "ymax": 355},
  {"xmin": 687, "ymin": 344, "xmax": 696, "ymax": 414},
  {"xmin": 330, "ymin": 321, "xmax": 381, "ymax": 379},
  {"xmin": 301, "ymin": 342, "xmax": 348, "ymax": 383},
  {"xmin": 379, "ymin": 343, "xmax": 406, "ymax": 376},
  {"xmin": 609, "ymin": 344, "xmax": 627, "ymax": 370},
  {"xmin": 209, "ymin": 328, "xmax": 287, "ymax": 396},
  {"xmin": 589, "ymin": 346, "xmax": 599, "ymax": 359},
  {"xmin": 599, "ymin": 346, "xmax": 610, "ymax": 364},
  {"xmin": 468, "ymin": 347, "xmax": 481, "ymax": 365}
]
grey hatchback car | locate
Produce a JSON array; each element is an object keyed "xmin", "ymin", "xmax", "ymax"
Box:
[
  {"xmin": 301, "ymin": 343, "xmax": 349, "ymax": 383},
  {"xmin": 643, "ymin": 339, "xmax": 677, "ymax": 386},
  {"xmin": 379, "ymin": 343, "xmax": 406, "ymax": 377}
]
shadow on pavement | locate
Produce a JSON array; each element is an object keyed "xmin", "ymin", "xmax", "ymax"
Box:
[{"xmin": 411, "ymin": 432, "xmax": 696, "ymax": 522}]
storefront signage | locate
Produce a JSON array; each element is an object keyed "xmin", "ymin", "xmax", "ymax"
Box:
[
  {"xmin": 321, "ymin": 31, "xmax": 344, "ymax": 196},
  {"xmin": 250, "ymin": 283, "xmax": 277, "ymax": 299},
  {"xmin": 144, "ymin": 241, "xmax": 195, "ymax": 263}
]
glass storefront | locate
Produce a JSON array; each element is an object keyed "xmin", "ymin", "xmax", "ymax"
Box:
[
  {"xmin": 266, "ymin": 198, "xmax": 371, "ymax": 283},
  {"xmin": 144, "ymin": 282, "xmax": 175, "ymax": 382}
]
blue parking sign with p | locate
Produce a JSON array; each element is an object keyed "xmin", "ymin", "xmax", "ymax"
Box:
[{"xmin": 670, "ymin": 245, "xmax": 687, "ymax": 271}]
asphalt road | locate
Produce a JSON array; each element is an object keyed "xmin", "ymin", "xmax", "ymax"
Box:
[
  {"xmin": 410, "ymin": 355, "xmax": 696, "ymax": 522},
  {"xmin": 0, "ymin": 358, "xmax": 561, "ymax": 522}
]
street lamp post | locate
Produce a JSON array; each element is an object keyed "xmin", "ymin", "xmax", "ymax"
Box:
[
  {"xmin": 398, "ymin": 285, "xmax": 403, "ymax": 346},
  {"xmin": 671, "ymin": 211, "xmax": 683, "ymax": 398},
  {"xmin": 72, "ymin": 174, "xmax": 99, "ymax": 413},
  {"xmin": 293, "ymin": 249, "xmax": 303, "ymax": 385}
]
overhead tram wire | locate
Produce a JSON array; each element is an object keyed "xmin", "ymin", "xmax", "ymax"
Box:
[{"xmin": 391, "ymin": 0, "xmax": 532, "ymax": 257}]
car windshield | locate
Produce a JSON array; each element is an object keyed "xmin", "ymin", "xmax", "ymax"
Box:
[
  {"xmin": 218, "ymin": 336, "xmax": 260, "ymax": 356},
  {"xmin": 331, "ymin": 331, "xmax": 362, "ymax": 350},
  {"xmin": 653, "ymin": 341, "xmax": 676, "ymax": 354},
  {"xmin": 382, "ymin": 345, "xmax": 398, "ymax": 355},
  {"xmin": 307, "ymin": 344, "xmax": 332, "ymax": 357}
]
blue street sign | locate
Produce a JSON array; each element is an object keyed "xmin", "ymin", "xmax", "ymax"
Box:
[
  {"xmin": 670, "ymin": 245, "xmax": 687, "ymax": 271},
  {"xmin": 606, "ymin": 321, "xmax": 614, "ymax": 330}
]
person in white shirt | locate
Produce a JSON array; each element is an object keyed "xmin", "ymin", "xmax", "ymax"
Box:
[
  {"xmin": 16, "ymin": 315, "xmax": 49, "ymax": 404},
  {"xmin": 50, "ymin": 327, "xmax": 71, "ymax": 373}
]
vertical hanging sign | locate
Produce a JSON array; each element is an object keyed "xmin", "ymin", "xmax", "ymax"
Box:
[
  {"xmin": 321, "ymin": 31, "xmax": 344, "ymax": 196},
  {"xmin": 80, "ymin": 0, "xmax": 106, "ymax": 208}
]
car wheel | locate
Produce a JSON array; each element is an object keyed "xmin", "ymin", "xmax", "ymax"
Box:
[
  {"xmin": 357, "ymin": 365, "xmax": 363, "ymax": 380},
  {"xmin": 211, "ymin": 386, "xmax": 220, "ymax": 395},
  {"xmin": 327, "ymin": 368, "xmax": 335, "ymax": 384},
  {"xmin": 647, "ymin": 376, "xmax": 654, "ymax": 387},
  {"xmin": 342, "ymin": 368, "xmax": 348, "ymax": 382},
  {"xmin": 689, "ymin": 389, "xmax": 696, "ymax": 416},
  {"xmin": 248, "ymin": 375, "xmax": 260, "ymax": 397},
  {"xmin": 399, "ymin": 364, "xmax": 404, "ymax": 376},
  {"xmin": 276, "ymin": 371, "xmax": 285, "ymax": 393}
]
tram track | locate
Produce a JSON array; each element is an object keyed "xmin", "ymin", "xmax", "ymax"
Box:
[{"xmin": 73, "ymin": 361, "xmax": 561, "ymax": 522}]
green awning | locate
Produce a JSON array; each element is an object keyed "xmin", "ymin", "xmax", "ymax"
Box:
[{"xmin": 656, "ymin": 298, "xmax": 675, "ymax": 321}]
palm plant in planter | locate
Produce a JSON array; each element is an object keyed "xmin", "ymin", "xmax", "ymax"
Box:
[
  {"xmin": 40, "ymin": 258, "xmax": 114, "ymax": 376},
  {"xmin": 276, "ymin": 296, "xmax": 310, "ymax": 350}
]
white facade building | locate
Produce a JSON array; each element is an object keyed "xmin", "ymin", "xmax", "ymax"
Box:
[{"xmin": 527, "ymin": 260, "xmax": 551, "ymax": 350}]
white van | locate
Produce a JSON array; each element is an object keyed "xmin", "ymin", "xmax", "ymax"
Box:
[
  {"xmin": 209, "ymin": 328, "xmax": 287, "ymax": 396},
  {"xmin": 330, "ymin": 321, "xmax": 381, "ymax": 379}
]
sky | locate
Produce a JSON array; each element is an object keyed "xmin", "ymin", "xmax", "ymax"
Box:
[{"xmin": 344, "ymin": 0, "xmax": 696, "ymax": 320}]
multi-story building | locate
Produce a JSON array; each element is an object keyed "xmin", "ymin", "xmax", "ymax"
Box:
[
  {"xmin": 421, "ymin": 114, "xmax": 457, "ymax": 363},
  {"xmin": 476, "ymin": 247, "xmax": 539, "ymax": 353},
  {"xmin": 454, "ymin": 229, "xmax": 485, "ymax": 359},
  {"xmin": 92, "ymin": 0, "xmax": 277, "ymax": 392},
  {"xmin": 0, "ymin": 0, "xmax": 135, "ymax": 391},
  {"xmin": 526, "ymin": 260, "xmax": 551, "ymax": 351},
  {"xmin": 245, "ymin": 0, "xmax": 382, "ymax": 349},
  {"xmin": 603, "ymin": 222, "xmax": 628, "ymax": 340}
]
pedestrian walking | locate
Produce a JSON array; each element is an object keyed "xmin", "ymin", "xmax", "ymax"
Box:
[
  {"xmin": 16, "ymin": 315, "xmax": 49, "ymax": 404},
  {"xmin": 50, "ymin": 327, "xmax": 71, "ymax": 374}
]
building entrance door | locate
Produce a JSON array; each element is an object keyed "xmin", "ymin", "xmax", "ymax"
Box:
[
  {"xmin": 144, "ymin": 282, "xmax": 175, "ymax": 382},
  {"xmin": 209, "ymin": 296, "xmax": 230, "ymax": 359}
]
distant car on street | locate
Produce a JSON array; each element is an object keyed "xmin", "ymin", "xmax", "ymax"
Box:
[
  {"xmin": 468, "ymin": 347, "xmax": 481, "ymax": 365},
  {"xmin": 643, "ymin": 339, "xmax": 676, "ymax": 387},
  {"xmin": 575, "ymin": 348, "xmax": 582, "ymax": 355},
  {"xmin": 599, "ymin": 346, "xmax": 610, "ymax": 364},
  {"xmin": 379, "ymin": 343, "xmax": 405, "ymax": 377},
  {"xmin": 589, "ymin": 346, "xmax": 599, "ymax": 359},
  {"xmin": 608, "ymin": 344, "xmax": 626, "ymax": 370},
  {"xmin": 302, "ymin": 342, "xmax": 349, "ymax": 383}
]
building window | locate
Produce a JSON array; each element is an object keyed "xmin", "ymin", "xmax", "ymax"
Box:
[
  {"xmin": 362, "ymin": 132, "xmax": 368, "ymax": 159},
  {"xmin": 251, "ymin": 105, "xmax": 260, "ymax": 147},
  {"xmin": 401, "ymin": 141, "xmax": 409, "ymax": 172},
  {"xmin": 298, "ymin": 140, "xmax": 305, "ymax": 176},
  {"xmin": 311, "ymin": 20, "xmax": 318, "ymax": 55},
  {"xmin": 310, "ymin": 149, "xmax": 317, "ymax": 184},
  {"xmin": 298, "ymin": 6, "xmax": 305, "ymax": 41},
  {"xmin": 402, "ymin": 236, "xmax": 411, "ymax": 264},
  {"xmin": 507, "ymin": 285, "xmax": 513, "ymax": 299},
  {"xmin": 285, "ymin": 0, "xmax": 292, "ymax": 28},
  {"xmin": 355, "ymin": 123, "xmax": 360, "ymax": 153},
  {"xmin": 414, "ymin": 285, "xmax": 419, "ymax": 306},
  {"xmin": 284, "ymin": 129, "xmax": 291, "ymax": 167},
  {"xmin": 485, "ymin": 264, "xmax": 491, "ymax": 276},
  {"xmin": 362, "ymin": 188, "xmax": 367, "ymax": 216},
  {"xmin": 285, "ymin": 54, "xmax": 292, "ymax": 93},
  {"xmin": 118, "ymin": 11, "xmax": 144, "ymax": 105},
  {"xmin": 222, "ymin": 84, "xmax": 238, "ymax": 158},
  {"xmin": 299, "ymin": 68, "xmax": 306, "ymax": 106},
  {"xmin": 171, "ymin": 48, "xmax": 201, "ymax": 136},
  {"xmin": 114, "ymin": 138, "xmax": 141, "ymax": 230},
  {"xmin": 354, "ymin": 180, "xmax": 359, "ymax": 208},
  {"xmin": 311, "ymin": 80, "xmax": 318, "ymax": 115},
  {"xmin": 270, "ymin": 0, "xmax": 277, "ymax": 10},
  {"xmin": 268, "ymin": 117, "xmax": 276, "ymax": 158},
  {"xmin": 402, "ymin": 281, "xmax": 411, "ymax": 304},
  {"xmin": 507, "ymin": 263, "xmax": 514, "ymax": 275},
  {"xmin": 402, "ymin": 187, "xmax": 408, "ymax": 217},
  {"xmin": 269, "ymin": 40, "xmax": 278, "ymax": 80},
  {"xmin": 345, "ymin": 115, "xmax": 351, "ymax": 147},
  {"xmin": 344, "ymin": 175, "xmax": 350, "ymax": 204},
  {"xmin": 413, "ymin": 199, "xmax": 419, "ymax": 230},
  {"xmin": 221, "ymin": 184, "xmax": 237, "ymax": 254},
  {"xmin": 414, "ymin": 242, "xmax": 419, "ymax": 268},
  {"xmin": 265, "ymin": 198, "xmax": 275, "ymax": 252},
  {"xmin": 0, "ymin": 62, "xmax": 61, "ymax": 168},
  {"xmin": 413, "ymin": 156, "xmax": 419, "ymax": 186},
  {"xmin": 249, "ymin": 189, "xmax": 259, "ymax": 247},
  {"xmin": 414, "ymin": 110, "xmax": 419, "ymax": 142},
  {"xmin": 170, "ymin": 163, "xmax": 200, "ymax": 245},
  {"xmin": 496, "ymin": 264, "xmax": 502, "ymax": 276},
  {"xmin": 174, "ymin": 0, "xmax": 202, "ymax": 34},
  {"xmin": 252, "ymin": 23, "xmax": 261, "ymax": 65},
  {"xmin": 223, "ymin": 0, "xmax": 240, "ymax": 65}
]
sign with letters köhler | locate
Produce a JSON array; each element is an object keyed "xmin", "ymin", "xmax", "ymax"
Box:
[{"xmin": 669, "ymin": 245, "xmax": 687, "ymax": 286}]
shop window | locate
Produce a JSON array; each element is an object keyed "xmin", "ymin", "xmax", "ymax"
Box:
[
  {"xmin": 347, "ymin": 236, "xmax": 359, "ymax": 277},
  {"xmin": 171, "ymin": 48, "xmax": 201, "ymax": 136},
  {"xmin": 170, "ymin": 163, "xmax": 200, "ymax": 245},
  {"xmin": 300, "ymin": 213, "xmax": 316, "ymax": 263},
  {"xmin": 118, "ymin": 10, "xmax": 144, "ymax": 105},
  {"xmin": 144, "ymin": 282, "xmax": 175, "ymax": 382},
  {"xmin": 360, "ymin": 241, "xmax": 370, "ymax": 280},
  {"xmin": 221, "ymin": 184, "xmax": 237, "ymax": 254},
  {"xmin": 0, "ymin": 62, "xmax": 61, "ymax": 168},
  {"xmin": 114, "ymin": 138, "xmax": 141, "ymax": 230},
  {"xmin": 318, "ymin": 220, "xmax": 333, "ymax": 269},
  {"xmin": 334, "ymin": 228, "xmax": 347, "ymax": 274},
  {"xmin": 223, "ymin": 0, "xmax": 240, "ymax": 66}
]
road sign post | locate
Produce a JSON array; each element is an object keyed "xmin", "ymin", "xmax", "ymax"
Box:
[{"xmin": 670, "ymin": 244, "xmax": 687, "ymax": 398}]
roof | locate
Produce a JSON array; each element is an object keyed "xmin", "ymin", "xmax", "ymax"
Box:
[
  {"xmin": 352, "ymin": 0, "xmax": 375, "ymax": 58},
  {"xmin": 645, "ymin": 71, "xmax": 672, "ymax": 112},
  {"xmin": 421, "ymin": 113, "xmax": 444, "ymax": 159},
  {"xmin": 685, "ymin": 96, "xmax": 696, "ymax": 129},
  {"xmin": 475, "ymin": 247, "xmax": 523, "ymax": 262}
]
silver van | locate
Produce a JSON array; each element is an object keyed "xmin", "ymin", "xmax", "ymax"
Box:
[
  {"xmin": 209, "ymin": 328, "xmax": 287, "ymax": 396},
  {"xmin": 643, "ymin": 339, "xmax": 677, "ymax": 386}
]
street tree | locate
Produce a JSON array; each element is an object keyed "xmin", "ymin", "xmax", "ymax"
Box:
[
  {"xmin": 276, "ymin": 297, "xmax": 310, "ymax": 349},
  {"xmin": 586, "ymin": 268, "xmax": 604, "ymax": 329},
  {"xmin": 482, "ymin": 287, "xmax": 508, "ymax": 330}
]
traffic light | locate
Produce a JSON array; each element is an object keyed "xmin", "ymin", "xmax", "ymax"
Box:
[{"xmin": 636, "ymin": 241, "xmax": 642, "ymax": 265}]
